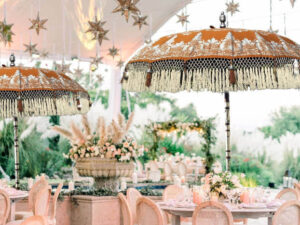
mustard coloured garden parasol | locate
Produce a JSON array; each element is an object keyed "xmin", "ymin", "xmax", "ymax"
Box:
[
  {"xmin": 122, "ymin": 12, "xmax": 300, "ymax": 171},
  {"xmin": 1, "ymin": 54, "xmax": 91, "ymax": 188}
]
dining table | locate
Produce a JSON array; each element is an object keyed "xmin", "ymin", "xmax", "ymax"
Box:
[
  {"xmin": 158, "ymin": 202, "xmax": 278, "ymax": 225},
  {"xmin": 0, "ymin": 187, "xmax": 28, "ymax": 221}
]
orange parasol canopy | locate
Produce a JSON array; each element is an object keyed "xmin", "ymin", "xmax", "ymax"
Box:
[
  {"xmin": 122, "ymin": 28, "xmax": 300, "ymax": 92},
  {"xmin": 0, "ymin": 66, "xmax": 90, "ymax": 118}
]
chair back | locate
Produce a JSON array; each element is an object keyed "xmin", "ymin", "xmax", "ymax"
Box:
[
  {"xmin": 192, "ymin": 201, "xmax": 234, "ymax": 225},
  {"xmin": 272, "ymin": 200, "xmax": 300, "ymax": 225},
  {"xmin": 177, "ymin": 162, "xmax": 187, "ymax": 177},
  {"xmin": 126, "ymin": 188, "xmax": 142, "ymax": 224},
  {"xmin": 20, "ymin": 216, "xmax": 48, "ymax": 225},
  {"xmin": 276, "ymin": 188, "xmax": 300, "ymax": 201},
  {"xmin": 34, "ymin": 186, "xmax": 51, "ymax": 217},
  {"xmin": 119, "ymin": 193, "xmax": 133, "ymax": 225},
  {"xmin": 29, "ymin": 176, "xmax": 48, "ymax": 210},
  {"xmin": 50, "ymin": 183, "xmax": 63, "ymax": 221},
  {"xmin": 164, "ymin": 163, "xmax": 172, "ymax": 180},
  {"xmin": 136, "ymin": 197, "xmax": 166, "ymax": 225},
  {"xmin": 162, "ymin": 185, "xmax": 184, "ymax": 201},
  {"xmin": 0, "ymin": 190, "xmax": 10, "ymax": 225}
]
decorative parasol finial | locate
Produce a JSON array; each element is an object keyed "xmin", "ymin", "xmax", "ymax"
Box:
[
  {"xmin": 219, "ymin": 11, "xmax": 226, "ymax": 28},
  {"xmin": 10, "ymin": 53, "xmax": 16, "ymax": 67}
]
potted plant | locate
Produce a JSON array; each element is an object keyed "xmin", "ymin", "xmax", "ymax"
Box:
[{"xmin": 53, "ymin": 113, "xmax": 145, "ymax": 191}]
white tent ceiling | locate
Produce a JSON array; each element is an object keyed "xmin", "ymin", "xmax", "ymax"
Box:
[{"xmin": 0, "ymin": 0, "xmax": 191, "ymax": 66}]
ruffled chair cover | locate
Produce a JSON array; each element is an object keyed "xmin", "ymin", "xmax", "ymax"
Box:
[
  {"xmin": 192, "ymin": 201, "xmax": 234, "ymax": 225},
  {"xmin": 48, "ymin": 183, "xmax": 63, "ymax": 225},
  {"xmin": 136, "ymin": 197, "xmax": 166, "ymax": 225},
  {"xmin": 276, "ymin": 188, "xmax": 300, "ymax": 201},
  {"xmin": 0, "ymin": 189, "xmax": 10, "ymax": 225},
  {"xmin": 126, "ymin": 188, "xmax": 142, "ymax": 224},
  {"xmin": 272, "ymin": 200, "xmax": 300, "ymax": 225},
  {"xmin": 119, "ymin": 193, "xmax": 133, "ymax": 225}
]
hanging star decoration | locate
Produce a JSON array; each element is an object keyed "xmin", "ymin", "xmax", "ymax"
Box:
[
  {"xmin": 108, "ymin": 46, "xmax": 120, "ymax": 59},
  {"xmin": 132, "ymin": 14, "xmax": 148, "ymax": 30},
  {"xmin": 40, "ymin": 50, "xmax": 49, "ymax": 59},
  {"xmin": 96, "ymin": 74, "xmax": 104, "ymax": 84},
  {"xmin": 55, "ymin": 60, "xmax": 71, "ymax": 74},
  {"xmin": 112, "ymin": 0, "xmax": 140, "ymax": 22},
  {"xmin": 226, "ymin": 0, "xmax": 240, "ymax": 16},
  {"xmin": 86, "ymin": 17, "xmax": 109, "ymax": 46},
  {"xmin": 73, "ymin": 65, "xmax": 83, "ymax": 79},
  {"xmin": 116, "ymin": 59, "xmax": 125, "ymax": 68},
  {"xmin": 0, "ymin": 20, "xmax": 14, "ymax": 46},
  {"xmin": 90, "ymin": 55, "xmax": 103, "ymax": 72},
  {"xmin": 290, "ymin": 0, "xmax": 296, "ymax": 7},
  {"xmin": 29, "ymin": 12, "xmax": 47, "ymax": 35},
  {"xmin": 176, "ymin": 12, "xmax": 189, "ymax": 27},
  {"xmin": 24, "ymin": 42, "xmax": 38, "ymax": 56}
]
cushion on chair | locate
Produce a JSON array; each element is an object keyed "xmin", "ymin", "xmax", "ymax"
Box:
[{"xmin": 6, "ymin": 220, "xmax": 24, "ymax": 225}]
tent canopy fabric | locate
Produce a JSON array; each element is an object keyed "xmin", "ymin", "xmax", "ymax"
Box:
[{"xmin": 0, "ymin": 0, "xmax": 191, "ymax": 65}]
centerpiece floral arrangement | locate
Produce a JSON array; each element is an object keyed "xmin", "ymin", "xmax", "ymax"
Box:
[
  {"xmin": 53, "ymin": 113, "xmax": 145, "ymax": 162},
  {"xmin": 201, "ymin": 161, "xmax": 244, "ymax": 199}
]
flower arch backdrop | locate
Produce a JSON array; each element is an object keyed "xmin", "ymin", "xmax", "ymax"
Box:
[{"xmin": 144, "ymin": 118, "xmax": 216, "ymax": 173}]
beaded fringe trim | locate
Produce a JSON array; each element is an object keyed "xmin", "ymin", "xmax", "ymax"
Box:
[
  {"xmin": 0, "ymin": 96, "xmax": 89, "ymax": 118},
  {"xmin": 122, "ymin": 65, "xmax": 300, "ymax": 93}
]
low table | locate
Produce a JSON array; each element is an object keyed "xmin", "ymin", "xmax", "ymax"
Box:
[{"xmin": 159, "ymin": 204, "xmax": 277, "ymax": 225}]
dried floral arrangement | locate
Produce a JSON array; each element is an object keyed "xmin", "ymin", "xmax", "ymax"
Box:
[{"xmin": 53, "ymin": 113, "xmax": 145, "ymax": 162}]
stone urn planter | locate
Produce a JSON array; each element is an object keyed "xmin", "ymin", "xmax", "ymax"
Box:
[{"xmin": 75, "ymin": 157, "xmax": 134, "ymax": 191}]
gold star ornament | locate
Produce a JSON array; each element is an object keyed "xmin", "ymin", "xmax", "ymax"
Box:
[
  {"xmin": 226, "ymin": 0, "xmax": 240, "ymax": 16},
  {"xmin": 112, "ymin": 0, "xmax": 140, "ymax": 22},
  {"xmin": 24, "ymin": 42, "xmax": 38, "ymax": 56},
  {"xmin": 86, "ymin": 17, "xmax": 109, "ymax": 46},
  {"xmin": 0, "ymin": 20, "xmax": 14, "ymax": 46},
  {"xmin": 176, "ymin": 12, "xmax": 189, "ymax": 27},
  {"xmin": 117, "ymin": 59, "xmax": 125, "ymax": 68},
  {"xmin": 108, "ymin": 46, "xmax": 119, "ymax": 59},
  {"xmin": 73, "ymin": 65, "xmax": 83, "ymax": 79},
  {"xmin": 55, "ymin": 60, "xmax": 71, "ymax": 74},
  {"xmin": 29, "ymin": 12, "xmax": 48, "ymax": 35},
  {"xmin": 290, "ymin": 0, "xmax": 296, "ymax": 7},
  {"xmin": 132, "ymin": 15, "xmax": 148, "ymax": 30}
]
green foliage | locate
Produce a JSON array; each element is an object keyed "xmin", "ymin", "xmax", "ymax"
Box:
[
  {"xmin": 260, "ymin": 106, "xmax": 300, "ymax": 140},
  {"xmin": 280, "ymin": 149, "xmax": 300, "ymax": 180},
  {"xmin": 0, "ymin": 119, "xmax": 72, "ymax": 179},
  {"xmin": 48, "ymin": 116, "xmax": 60, "ymax": 152},
  {"xmin": 158, "ymin": 137, "xmax": 185, "ymax": 155}
]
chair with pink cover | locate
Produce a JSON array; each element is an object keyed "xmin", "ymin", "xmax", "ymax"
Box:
[
  {"xmin": 136, "ymin": 197, "xmax": 167, "ymax": 225},
  {"xmin": 15, "ymin": 177, "xmax": 49, "ymax": 220},
  {"xmin": 162, "ymin": 185, "xmax": 184, "ymax": 202},
  {"xmin": 34, "ymin": 186, "xmax": 51, "ymax": 217},
  {"xmin": 119, "ymin": 193, "xmax": 133, "ymax": 225},
  {"xmin": 20, "ymin": 216, "xmax": 48, "ymax": 225},
  {"xmin": 126, "ymin": 188, "xmax": 142, "ymax": 224},
  {"xmin": 192, "ymin": 201, "xmax": 234, "ymax": 225},
  {"xmin": 276, "ymin": 188, "xmax": 300, "ymax": 201},
  {"xmin": 272, "ymin": 200, "xmax": 300, "ymax": 225},
  {"xmin": 7, "ymin": 186, "xmax": 51, "ymax": 225},
  {"xmin": 0, "ymin": 189, "xmax": 10, "ymax": 225},
  {"xmin": 48, "ymin": 183, "xmax": 63, "ymax": 225}
]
